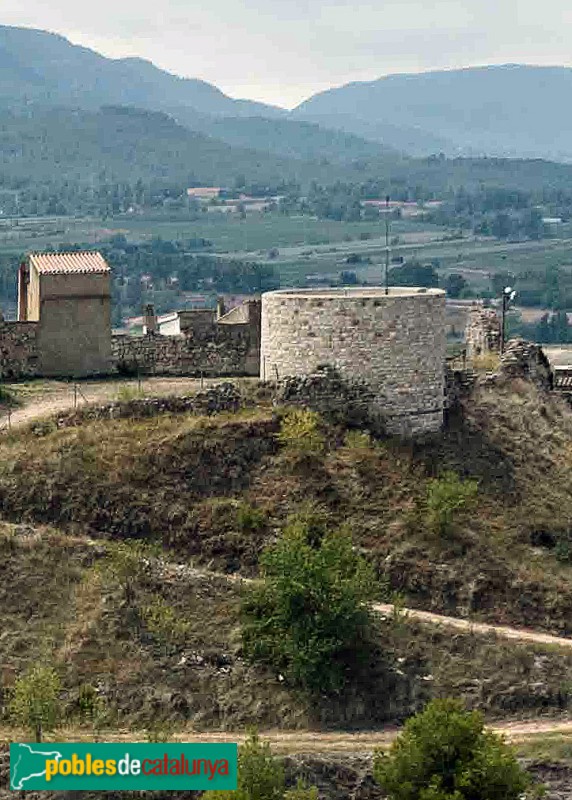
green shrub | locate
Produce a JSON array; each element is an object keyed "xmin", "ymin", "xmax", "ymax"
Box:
[
  {"xmin": 426, "ymin": 471, "xmax": 478, "ymax": 537},
  {"xmin": 115, "ymin": 384, "xmax": 146, "ymax": 402},
  {"xmin": 284, "ymin": 781, "xmax": 319, "ymax": 800},
  {"xmin": 0, "ymin": 384, "xmax": 17, "ymax": 407},
  {"xmin": 277, "ymin": 409, "xmax": 325, "ymax": 458},
  {"xmin": 343, "ymin": 430, "xmax": 374, "ymax": 450},
  {"xmin": 203, "ymin": 731, "xmax": 317, "ymax": 800},
  {"xmin": 373, "ymin": 698, "xmax": 532, "ymax": 800},
  {"xmin": 241, "ymin": 519, "xmax": 377, "ymax": 694},
  {"xmin": 141, "ymin": 593, "xmax": 191, "ymax": 646},
  {"xmin": 10, "ymin": 665, "xmax": 61, "ymax": 742},
  {"xmin": 554, "ymin": 530, "xmax": 572, "ymax": 563},
  {"xmin": 236, "ymin": 502, "xmax": 267, "ymax": 533},
  {"xmin": 146, "ymin": 719, "xmax": 175, "ymax": 743},
  {"xmin": 101, "ymin": 541, "xmax": 152, "ymax": 603}
]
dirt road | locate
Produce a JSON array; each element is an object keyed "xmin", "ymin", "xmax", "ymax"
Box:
[
  {"xmin": 374, "ymin": 603, "xmax": 572, "ymax": 649},
  {"xmin": 0, "ymin": 376, "xmax": 245, "ymax": 431},
  {"xmin": 2, "ymin": 718, "xmax": 571, "ymax": 753}
]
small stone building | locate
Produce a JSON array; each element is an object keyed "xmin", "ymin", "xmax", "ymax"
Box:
[{"xmin": 18, "ymin": 251, "xmax": 112, "ymax": 377}]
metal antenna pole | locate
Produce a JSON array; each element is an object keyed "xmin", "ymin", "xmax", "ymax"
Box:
[
  {"xmin": 500, "ymin": 294, "xmax": 505, "ymax": 354},
  {"xmin": 384, "ymin": 197, "xmax": 389, "ymax": 293}
]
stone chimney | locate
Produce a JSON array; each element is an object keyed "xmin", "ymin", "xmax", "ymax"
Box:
[{"xmin": 143, "ymin": 303, "xmax": 157, "ymax": 334}]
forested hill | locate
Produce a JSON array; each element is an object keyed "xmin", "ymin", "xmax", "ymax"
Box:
[
  {"xmin": 0, "ymin": 25, "xmax": 397, "ymax": 166},
  {"xmin": 4, "ymin": 105, "xmax": 572, "ymax": 209},
  {"xmin": 9, "ymin": 27, "xmax": 572, "ymax": 163},
  {"xmin": 0, "ymin": 25, "xmax": 282, "ymax": 118},
  {"xmin": 293, "ymin": 64, "xmax": 572, "ymax": 161},
  {"xmin": 0, "ymin": 105, "xmax": 364, "ymax": 189}
]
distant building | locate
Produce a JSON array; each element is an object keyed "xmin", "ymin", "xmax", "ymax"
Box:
[
  {"xmin": 18, "ymin": 251, "xmax": 112, "ymax": 376},
  {"xmin": 186, "ymin": 187, "xmax": 222, "ymax": 201},
  {"xmin": 147, "ymin": 301, "xmax": 261, "ymax": 337}
]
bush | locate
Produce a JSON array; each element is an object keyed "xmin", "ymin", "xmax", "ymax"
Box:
[
  {"xmin": 373, "ymin": 698, "xmax": 532, "ymax": 800},
  {"xmin": 0, "ymin": 384, "xmax": 17, "ymax": 408},
  {"xmin": 426, "ymin": 471, "xmax": 478, "ymax": 537},
  {"xmin": 141, "ymin": 593, "xmax": 191, "ymax": 646},
  {"xmin": 203, "ymin": 731, "xmax": 317, "ymax": 800},
  {"xmin": 241, "ymin": 519, "xmax": 378, "ymax": 694},
  {"xmin": 236, "ymin": 502, "xmax": 267, "ymax": 533},
  {"xmin": 277, "ymin": 409, "xmax": 325, "ymax": 459},
  {"xmin": 102, "ymin": 541, "xmax": 152, "ymax": 603},
  {"xmin": 10, "ymin": 665, "xmax": 61, "ymax": 742}
]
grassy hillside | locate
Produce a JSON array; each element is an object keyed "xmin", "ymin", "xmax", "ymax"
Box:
[
  {"xmin": 0, "ymin": 371, "xmax": 572, "ymax": 632},
  {"xmin": 1, "ymin": 368, "xmax": 572, "ymax": 733},
  {"xmin": 1, "ymin": 521, "xmax": 572, "ymax": 734}
]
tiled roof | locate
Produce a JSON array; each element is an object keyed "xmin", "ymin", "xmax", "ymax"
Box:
[{"xmin": 29, "ymin": 251, "xmax": 111, "ymax": 275}]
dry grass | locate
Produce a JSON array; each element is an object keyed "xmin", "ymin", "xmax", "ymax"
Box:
[
  {"xmin": 2, "ymin": 523, "xmax": 572, "ymax": 732},
  {"xmin": 471, "ymin": 352, "xmax": 501, "ymax": 373}
]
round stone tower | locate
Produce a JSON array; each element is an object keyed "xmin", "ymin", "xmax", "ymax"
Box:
[{"xmin": 260, "ymin": 286, "xmax": 446, "ymax": 435}]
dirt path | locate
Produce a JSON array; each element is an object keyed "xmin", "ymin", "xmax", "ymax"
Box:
[
  {"xmin": 0, "ymin": 376, "xmax": 244, "ymax": 431},
  {"xmin": 2, "ymin": 718, "xmax": 571, "ymax": 753},
  {"xmin": 374, "ymin": 603, "xmax": 572, "ymax": 648}
]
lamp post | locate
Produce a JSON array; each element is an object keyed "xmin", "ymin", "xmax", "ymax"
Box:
[{"xmin": 500, "ymin": 286, "xmax": 517, "ymax": 354}]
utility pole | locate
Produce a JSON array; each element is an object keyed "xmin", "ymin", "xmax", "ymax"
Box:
[{"xmin": 384, "ymin": 195, "xmax": 390, "ymax": 295}]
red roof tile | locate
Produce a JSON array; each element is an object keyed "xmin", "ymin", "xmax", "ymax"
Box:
[{"xmin": 29, "ymin": 251, "xmax": 111, "ymax": 275}]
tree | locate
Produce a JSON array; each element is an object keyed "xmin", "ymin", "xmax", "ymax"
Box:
[
  {"xmin": 444, "ymin": 273, "xmax": 467, "ymax": 299},
  {"xmin": 10, "ymin": 665, "xmax": 61, "ymax": 742},
  {"xmin": 241, "ymin": 518, "xmax": 377, "ymax": 694},
  {"xmin": 389, "ymin": 261, "xmax": 439, "ymax": 288},
  {"xmin": 374, "ymin": 698, "xmax": 532, "ymax": 800},
  {"xmin": 203, "ymin": 731, "xmax": 317, "ymax": 800},
  {"xmin": 426, "ymin": 471, "xmax": 479, "ymax": 538}
]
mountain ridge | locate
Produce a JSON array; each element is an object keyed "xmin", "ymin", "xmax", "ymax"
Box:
[{"xmin": 293, "ymin": 64, "xmax": 572, "ymax": 160}]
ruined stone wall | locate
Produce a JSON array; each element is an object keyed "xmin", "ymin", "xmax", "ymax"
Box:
[
  {"xmin": 0, "ymin": 321, "xmax": 39, "ymax": 380},
  {"xmin": 112, "ymin": 323, "xmax": 259, "ymax": 377},
  {"xmin": 465, "ymin": 306, "xmax": 501, "ymax": 358},
  {"xmin": 260, "ymin": 287, "xmax": 446, "ymax": 436},
  {"xmin": 42, "ymin": 383, "xmax": 242, "ymax": 431}
]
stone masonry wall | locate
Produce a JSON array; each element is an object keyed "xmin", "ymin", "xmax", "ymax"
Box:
[
  {"xmin": 112, "ymin": 324, "xmax": 259, "ymax": 378},
  {"xmin": 0, "ymin": 321, "xmax": 39, "ymax": 380},
  {"xmin": 260, "ymin": 288, "xmax": 446, "ymax": 436},
  {"xmin": 465, "ymin": 305, "xmax": 501, "ymax": 358}
]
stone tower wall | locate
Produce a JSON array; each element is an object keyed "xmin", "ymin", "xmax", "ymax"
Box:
[{"xmin": 260, "ymin": 287, "xmax": 446, "ymax": 435}]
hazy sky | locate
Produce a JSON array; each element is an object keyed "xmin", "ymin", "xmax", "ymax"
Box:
[{"xmin": 3, "ymin": 0, "xmax": 572, "ymax": 107}]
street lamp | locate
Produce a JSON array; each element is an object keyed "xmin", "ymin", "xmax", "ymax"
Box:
[{"xmin": 500, "ymin": 286, "xmax": 517, "ymax": 354}]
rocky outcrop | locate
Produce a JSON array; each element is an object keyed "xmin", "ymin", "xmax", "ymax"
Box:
[
  {"xmin": 483, "ymin": 338, "xmax": 553, "ymax": 391},
  {"xmin": 272, "ymin": 366, "xmax": 378, "ymax": 431}
]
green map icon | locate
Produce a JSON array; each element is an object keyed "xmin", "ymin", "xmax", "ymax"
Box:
[{"xmin": 11, "ymin": 743, "xmax": 64, "ymax": 790}]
